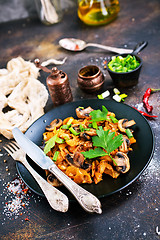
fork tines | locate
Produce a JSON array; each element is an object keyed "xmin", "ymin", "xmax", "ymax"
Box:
[{"xmin": 3, "ymin": 141, "xmax": 20, "ymax": 155}]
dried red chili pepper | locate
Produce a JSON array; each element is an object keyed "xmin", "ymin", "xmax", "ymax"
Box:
[
  {"xmin": 143, "ymin": 88, "xmax": 160, "ymax": 113},
  {"xmin": 133, "ymin": 107, "xmax": 158, "ymax": 118}
]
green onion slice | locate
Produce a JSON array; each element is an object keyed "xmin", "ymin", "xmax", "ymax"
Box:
[
  {"xmin": 53, "ymin": 151, "xmax": 59, "ymax": 161},
  {"xmin": 126, "ymin": 129, "xmax": 133, "ymax": 139}
]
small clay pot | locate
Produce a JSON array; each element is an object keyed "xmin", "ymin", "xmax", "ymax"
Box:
[{"xmin": 77, "ymin": 65, "xmax": 104, "ymax": 93}]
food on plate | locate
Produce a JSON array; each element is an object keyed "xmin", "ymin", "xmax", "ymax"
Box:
[
  {"xmin": 43, "ymin": 106, "xmax": 136, "ymax": 185},
  {"xmin": 108, "ymin": 55, "xmax": 140, "ymax": 73},
  {"xmin": 0, "ymin": 57, "xmax": 48, "ymax": 139}
]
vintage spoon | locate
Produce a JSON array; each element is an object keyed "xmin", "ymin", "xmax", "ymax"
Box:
[{"xmin": 59, "ymin": 38, "xmax": 133, "ymax": 54}]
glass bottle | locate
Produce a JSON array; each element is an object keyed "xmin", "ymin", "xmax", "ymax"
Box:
[
  {"xmin": 77, "ymin": 0, "xmax": 120, "ymax": 26},
  {"xmin": 34, "ymin": 0, "xmax": 63, "ymax": 25}
]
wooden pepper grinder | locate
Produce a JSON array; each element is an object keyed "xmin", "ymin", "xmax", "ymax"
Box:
[{"xmin": 35, "ymin": 59, "xmax": 73, "ymax": 106}]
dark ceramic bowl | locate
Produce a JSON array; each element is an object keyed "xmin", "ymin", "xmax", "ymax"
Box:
[{"xmin": 107, "ymin": 54, "xmax": 143, "ymax": 87}]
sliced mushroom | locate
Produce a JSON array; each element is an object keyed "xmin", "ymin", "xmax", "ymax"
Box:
[
  {"xmin": 82, "ymin": 161, "xmax": 92, "ymax": 172},
  {"xmin": 113, "ymin": 152, "xmax": 130, "ymax": 173},
  {"xmin": 65, "ymin": 153, "xmax": 74, "ymax": 165},
  {"xmin": 80, "ymin": 132, "xmax": 91, "ymax": 141},
  {"xmin": 76, "ymin": 106, "xmax": 94, "ymax": 119},
  {"xmin": 65, "ymin": 152, "xmax": 91, "ymax": 171},
  {"xmin": 118, "ymin": 119, "xmax": 136, "ymax": 133},
  {"xmin": 85, "ymin": 128, "xmax": 97, "ymax": 136},
  {"xmin": 47, "ymin": 173, "xmax": 62, "ymax": 187},
  {"xmin": 119, "ymin": 135, "xmax": 130, "ymax": 153},
  {"xmin": 73, "ymin": 152, "xmax": 85, "ymax": 168},
  {"xmin": 46, "ymin": 119, "xmax": 62, "ymax": 131},
  {"xmin": 71, "ymin": 124, "xmax": 81, "ymax": 134}
]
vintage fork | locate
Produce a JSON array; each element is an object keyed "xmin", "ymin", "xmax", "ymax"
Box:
[{"xmin": 3, "ymin": 141, "xmax": 69, "ymax": 212}]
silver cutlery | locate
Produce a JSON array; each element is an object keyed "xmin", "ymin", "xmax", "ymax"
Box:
[
  {"xmin": 3, "ymin": 141, "xmax": 69, "ymax": 212},
  {"xmin": 12, "ymin": 127, "xmax": 102, "ymax": 214},
  {"xmin": 59, "ymin": 38, "xmax": 133, "ymax": 54}
]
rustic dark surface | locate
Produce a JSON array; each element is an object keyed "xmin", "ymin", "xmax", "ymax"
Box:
[{"xmin": 0, "ymin": 0, "xmax": 160, "ymax": 239}]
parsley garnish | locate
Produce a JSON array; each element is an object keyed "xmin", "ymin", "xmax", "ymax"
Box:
[
  {"xmin": 89, "ymin": 105, "xmax": 108, "ymax": 129},
  {"xmin": 81, "ymin": 147, "xmax": 107, "ymax": 159},
  {"xmin": 44, "ymin": 135, "xmax": 64, "ymax": 154},
  {"xmin": 89, "ymin": 105, "xmax": 108, "ymax": 122},
  {"xmin": 82, "ymin": 126, "xmax": 123, "ymax": 164}
]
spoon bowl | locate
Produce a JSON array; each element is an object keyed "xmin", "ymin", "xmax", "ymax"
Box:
[
  {"xmin": 59, "ymin": 38, "xmax": 86, "ymax": 51},
  {"xmin": 59, "ymin": 38, "xmax": 133, "ymax": 54}
]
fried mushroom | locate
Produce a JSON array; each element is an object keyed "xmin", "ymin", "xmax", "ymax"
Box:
[
  {"xmin": 76, "ymin": 106, "xmax": 93, "ymax": 119},
  {"xmin": 119, "ymin": 135, "xmax": 130, "ymax": 153},
  {"xmin": 118, "ymin": 119, "xmax": 136, "ymax": 133},
  {"xmin": 85, "ymin": 128, "xmax": 97, "ymax": 136},
  {"xmin": 47, "ymin": 173, "xmax": 63, "ymax": 187},
  {"xmin": 113, "ymin": 152, "xmax": 130, "ymax": 173},
  {"xmin": 45, "ymin": 118, "xmax": 62, "ymax": 131},
  {"xmin": 65, "ymin": 152, "xmax": 91, "ymax": 171},
  {"xmin": 73, "ymin": 152, "xmax": 85, "ymax": 167},
  {"xmin": 80, "ymin": 132, "xmax": 91, "ymax": 141}
]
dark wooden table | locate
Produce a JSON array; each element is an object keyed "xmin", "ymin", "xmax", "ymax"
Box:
[{"xmin": 0, "ymin": 0, "xmax": 160, "ymax": 239}]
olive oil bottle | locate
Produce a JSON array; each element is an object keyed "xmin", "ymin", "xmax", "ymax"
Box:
[{"xmin": 78, "ymin": 0, "xmax": 120, "ymax": 26}]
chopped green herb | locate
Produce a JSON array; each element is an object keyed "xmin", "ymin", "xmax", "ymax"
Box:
[
  {"xmin": 67, "ymin": 118, "xmax": 74, "ymax": 126},
  {"xmin": 79, "ymin": 124, "xmax": 91, "ymax": 132},
  {"xmin": 81, "ymin": 126, "xmax": 123, "ymax": 165},
  {"xmin": 113, "ymin": 92, "xmax": 128, "ymax": 102},
  {"xmin": 109, "ymin": 115, "xmax": 118, "ymax": 123},
  {"xmin": 89, "ymin": 105, "xmax": 108, "ymax": 122},
  {"xmin": 113, "ymin": 88, "xmax": 120, "ymax": 95},
  {"xmin": 97, "ymin": 94, "xmax": 104, "ymax": 99},
  {"xmin": 69, "ymin": 127, "xmax": 80, "ymax": 136},
  {"xmin": 93, "ymin": 127, "xmax": 123, "ymax": 154},
  {"xmin": 53, "ymin": 151, "xmax": 59, "ymax": 161},
  {"xmin": 79, "ymin": 124, "xmax": 84, "ymax": 132},
  {"xmin": 61, "ymin": 124, "xmax": 70, "ymax": 129},
  {"xmin": 44, "ymin": 135, "xmax": 64, "ymax": 154},
  {"xmin": 113, "ymin": 94, "xmax": 122, "ymax": 102},
  {"xmin": 125, "ymin": 129, "xmax": 133, "ymax": 139},
  {"xmin": 84, "ymin": 128, "xmax": 92, "ymax": 131},
  {"xmin": 108, "ymin": 55, "xmax": 140, "ymax": 73},
  {"xmin": 97, "ymin": 90, "xmax": 110, "ymax": 99},
  {"xmin": 119, "ymin": 93, "xmax": 128, "ymax": 99},
  {"xmin": 82, "ymin": 147, "xmax": 107, "ymax": 159},
  {"xmin": 92, "ymin": 121, "xmax": 98, "ymax": 129}
]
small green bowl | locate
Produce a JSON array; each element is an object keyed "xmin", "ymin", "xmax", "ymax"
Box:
[{"xmin": 107, "ymin": 54, "xmax": 143, "ymax": 87}]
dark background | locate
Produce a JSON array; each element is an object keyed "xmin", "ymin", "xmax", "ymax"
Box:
[{"xmin": 0, "ymin": 0, "xmax": 160, "ymax": 239}]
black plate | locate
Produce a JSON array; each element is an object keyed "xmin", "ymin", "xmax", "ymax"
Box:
[{"xmin": 16, "ymin": 99, "xmax": 155, "ymax": 199}]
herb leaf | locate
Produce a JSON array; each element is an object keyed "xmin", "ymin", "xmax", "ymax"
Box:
[
  {"xmin": 81, "ymin": 127, "xmax": 123, "ymax": 160},
  {"xmin": 82, "ymin": 147, "xmax": 107, "ymax": 159},
  {"xmin": 44, "ymin": 135, "xmax": 64, "ymax": 154},
  {"xmin": 89, "ymin": 105, "xmax": 108, "ymax": 122}
]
